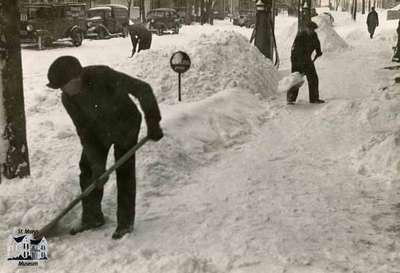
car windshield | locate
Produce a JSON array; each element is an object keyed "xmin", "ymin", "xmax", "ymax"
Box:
[
  {"xmin": 25, "ymin": 5, "xmax": 85, "ymax": 20},
  {"xmin": 148, "ymin": 10, "xmax": 175, "ymax": 18},
  {"xmin": 28, "ymin": 7, "xmax": 56, "ymax": 20},
  {"xmin": 88, "ymin": 9, "xmax": 106, "ymax": 18}
]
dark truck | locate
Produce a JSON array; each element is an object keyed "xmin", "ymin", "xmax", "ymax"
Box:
[
  {"xmin": 19, "ymin": 3, "xmax": 86, "ymax": 49},
  {"xmin": 86, "ymin": 4, "xmax": 129, "ymax": 39}
]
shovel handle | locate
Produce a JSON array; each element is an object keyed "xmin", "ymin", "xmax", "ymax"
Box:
[{"xmin": 35, "ymin": 137, "xmax": 149, "ymax": 239}]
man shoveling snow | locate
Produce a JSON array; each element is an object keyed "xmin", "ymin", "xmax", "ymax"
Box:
[
  {"xmin": 286, "ymin": 21, "xmax": 325, "ymax": 105},
  {"xmin": 46, "ymin": 56, "xmax": 163, "ymax": 239}
]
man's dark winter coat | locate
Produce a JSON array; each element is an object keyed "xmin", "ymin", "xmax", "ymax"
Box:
[
  {"xmin": 62, "ymin": 66, "xmax": 161, "ymax": 163},
  {"xmin": 291, "ymin": 31, "xmax": 322, "ymax": 72},
  {"xmin": 128, "ymin": 24, "xmax": 152, "ymax": 54},
  {"xmin": 287, "ymin": 30, "xmax": 322, "ymax": 103}
]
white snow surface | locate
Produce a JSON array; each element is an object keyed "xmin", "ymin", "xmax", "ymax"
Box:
[{"xmin": 1, "ymin": 12, "xmax": 400, "ymax": 273}]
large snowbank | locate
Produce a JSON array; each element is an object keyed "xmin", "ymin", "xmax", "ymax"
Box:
[
  {"xmin": 351, "ymin": 80, "xmax": 400, "ymax": 179},
  {"xmin": 130, "ymin": 30, "xmax": 279, "ymax": 104}
]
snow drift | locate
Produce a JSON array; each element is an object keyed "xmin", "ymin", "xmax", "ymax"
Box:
[
  {"xmin": 128, "ymin": 30, "xmax": 279, "ymax": 104},
  {"xmin": 352, "ymin": 81, "xmax": 400, "ymax": 179}
]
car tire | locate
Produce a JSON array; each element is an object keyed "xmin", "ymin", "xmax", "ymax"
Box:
[
  {"xmin": 71, "ymin": 29, "xmax": 83, "ymax": 47},
  {"xmin": 98, "ymin": 28, "xmax": 106, "ymax": 39}
]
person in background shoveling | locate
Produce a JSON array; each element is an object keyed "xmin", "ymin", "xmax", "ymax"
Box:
[
  {"xmin": 367, "ymin": 7, "xmax": 379, "ymax": 39},
  {"xmin": 46, "ymin": 56, "xmax": 163, "ymax": 239},
  {"xmin": 128, "ymin": 23, "xmax": 152, "ymax": 58},
  {"xmin": 287, "ymin": 21, "xmax": 325, "ymax": 105}
]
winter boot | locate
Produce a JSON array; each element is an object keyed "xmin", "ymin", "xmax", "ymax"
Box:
[
  {"xmin": 70, "ymin": 219, "xmax": 105, "ymax": 235},
  {"xmin": 112, "ymin": 225, "xmax": 133, "ymax": 240},
  {"xmin": 310, "ymin": 99, "xmax": 325, "ymax": 104}
]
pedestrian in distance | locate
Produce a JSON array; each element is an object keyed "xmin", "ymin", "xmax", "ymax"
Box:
[
  {"xmin": 287, "ymin": 21, "xmax": 325, "ymax": 105},
  {"xmin": 128, "ymin": 23, "xmax": 152, "ymax": 58},
  {"xmin": 367, "ymin": 7, "xmax": 379, "ymax": 39},
  {"xmin": 46, "ymin": 56, "xmax": 163, "ymax": 239}
]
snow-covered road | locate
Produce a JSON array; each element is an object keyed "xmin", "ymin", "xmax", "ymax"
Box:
[{"xmin": 2, "ymin": 10, "xmax": 400, "ymax": 273}]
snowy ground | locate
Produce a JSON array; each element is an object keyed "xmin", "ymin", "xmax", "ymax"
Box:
[{"xmin": 2, "ymin": 10, "xmax": 400, "ymax": 273}]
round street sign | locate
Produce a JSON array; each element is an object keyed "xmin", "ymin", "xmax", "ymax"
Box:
[{"xmin": 170, "ymin": 51, "xmax": 191, "ymax": 73}]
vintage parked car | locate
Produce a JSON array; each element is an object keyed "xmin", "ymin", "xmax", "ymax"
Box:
[
  {"xmin": 232, "ymin": 11, "xmax": 256, "ymax": 28},
  {"xmin": 19, "ymin": 3, "xmax": 86, "ymax": 49},
  {"xmin": 86, "ymin": 4, "xmax": 129, "ymax": 39},
  {"xmin": 146, "ymin": 8, "xmax": 181, "ymax": 35}
]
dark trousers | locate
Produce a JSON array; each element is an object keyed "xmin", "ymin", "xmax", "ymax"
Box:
[
  {"xmin": 138, "ymin": 36, "xmax": 152, "ymax": 52},
  {"xmin": 79, "ymin": 128, "xmax": 140, "ymax": 228},
  {"xmin": 368, "ymin": 26, "xmax": 376, "ymax": 38},
  {"xmin": 287, "ymin": 61, "xmax": 320, "ymax": 103}
]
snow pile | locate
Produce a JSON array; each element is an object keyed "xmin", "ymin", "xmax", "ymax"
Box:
[
  {"xmin": 352, "ymin": 83, "xmax": 400, "ymax": 179},
  {"xmin": 278, "ymin": 72, "xmax": 305, "ymax": 93},
  {"xmin": 129, "ymin": 30, "xmax": 279, "ymax": 104},
  {"xmin": 314, "ymin": 15, "xmax": 349, "ymax": 52}
]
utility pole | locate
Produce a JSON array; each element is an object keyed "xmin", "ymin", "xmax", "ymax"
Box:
[
  {"xmin": 253, "ymin": 0, "xmax": 273, "ymax": 60},
  {"xmin": 140, "ymin": 0, "xmax": 145, "ymax": 22},
  {"xmin": 0, "ymin": 1, "xmax": 30, "ymax": 181}
]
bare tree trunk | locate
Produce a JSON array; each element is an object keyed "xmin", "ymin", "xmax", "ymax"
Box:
[
  {"xmin": 362, "ymin": 0, "xmax": 365, "ymax": 14},
  {"xmin": 126, "ymin": 0, "xmax": 132, "ymax": 19},
  {"xmin": 140, "ymin": 0, "xmax": 146, "ymax": 22},
  {"xmin": 0, "ymin": 0, "xmax": 30, "ymax": 181},
  {"xmin": 353, "ymin": 0, "xmax": 357, "ymax": 20}
]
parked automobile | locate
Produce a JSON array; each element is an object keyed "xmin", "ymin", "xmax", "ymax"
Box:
[
  {"xmin": 146, "ymin": 8, "xmax": 181, "ymax": 35},
  {"xmin": 86, "ymin": 4, "xmax": 129, "ymax": 39},
  {"xmin": 232, "ymin": 11, "xmax": 256, "ymax": 28},
  {"xmin": 212, "ymin": 10, "xmax": 226, "ymax": 20},
  {"xmin": 19, "ymin": 3, "xmax": 86, "ymax": 49}
]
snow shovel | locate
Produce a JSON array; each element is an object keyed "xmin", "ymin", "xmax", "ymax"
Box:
[
  {"xmin": 278, "ymin": 72, "xmax": 305, "ymax": 93},
  {"xmin": 34, "ymin": 137, "xmax": 149, "ymax": 239}
]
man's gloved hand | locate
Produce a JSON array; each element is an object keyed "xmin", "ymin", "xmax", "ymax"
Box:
[{"xmin": 147, "ymin": 122, "xmax": 163, "ymax": 141}]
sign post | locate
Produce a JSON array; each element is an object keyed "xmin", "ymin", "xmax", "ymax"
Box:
[{"xmin": 170, "ymin": 51, "xmax": 191, "ymax": 102}]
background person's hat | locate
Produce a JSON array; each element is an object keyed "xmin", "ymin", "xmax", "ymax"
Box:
[{"xmin": 47, "ymin": 56, "xmax": 82, "ymax": 89}]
